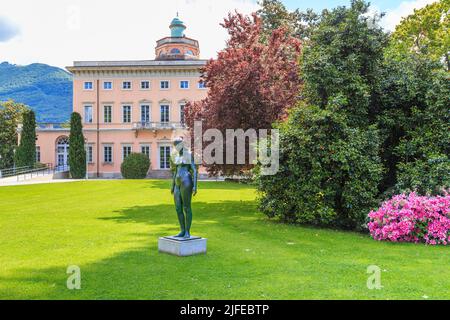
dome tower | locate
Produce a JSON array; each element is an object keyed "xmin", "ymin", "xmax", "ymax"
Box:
[{"xmin": 155, "ymin": 15, "xmax": 200, "ymax": 60}]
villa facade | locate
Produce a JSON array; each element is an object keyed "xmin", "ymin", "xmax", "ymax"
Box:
[{"xmin": 36, "ymin": 17, "xmax": 208, "ymax": 178}]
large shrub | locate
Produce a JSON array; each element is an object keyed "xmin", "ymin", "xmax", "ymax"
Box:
[
  {"xmin": 256, "ymin": 103, "xmax": 383, "ymax": 230},
  {"xmin": 121, "ymin": 153, "xmax": 150, "ymax": 179},
  {"xmin": 368, "ymin": 192, "xmax": 450, "ymax": 245}
]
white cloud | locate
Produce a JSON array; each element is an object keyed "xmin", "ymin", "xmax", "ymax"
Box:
[
  {"xmin": 0, "ymin": 16, "xmax": 20, "ymax": 42},
  {"xmin": 377, "ymin": 0, "xmax": 437, "ymax": 31},
  {"xmin": 0, "ymin": 0, "xmax": 258, "ymax": 68}
]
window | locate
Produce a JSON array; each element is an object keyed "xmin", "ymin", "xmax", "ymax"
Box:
[
  {"xmin": 180, "ymin": 104, "xmax": 186, "ymax": 125},
  {"xmin": 103, "ymin": 145, "xmax": 113, "ymax": 163},
  {"xmin": 141, "ymin": 105, "xmax": 150, "ymax": 123},
  {"xmin": 198, "ymin": 81, "xmax": 206, "ymax": 89},
  {"xmin": 87, "ymin": 145, "xmax": 93, "ymax": 163},
  {"xmin": 36, "ymin": 146, "xmax": 41, "ymax": 163},
  {"xmin": 122, "ymin": 105, "xmax": 132, "ymax": 123},
  {"xmin": 186, "ymin": 50, "xmax": 194, "ymax": 55},
  {"xmin": 160, "ymin": 81, "xmax": 170, "ymax": 90},
  {"xmin": 122, "ymin": 81, "xmax": 132, "ymax": 90},
  {"xmin": 160, "ymin": 105, "xmax": 170, "ymax": 123},
  {"xmin": 122, "ymin": 145, "xmax": 132, "ymax": 160},
  {"xmin": 84, "ymin": 105, "xmax": 93, "ymax": 123},
  {"xmin": 104, "ymin": 105, "xmax": 112, "ymax": 123},
  {"xmin": 159, "ymin": 146, "xmax": 171, "ymax": 169},
  {"xmin": 141, "ymin": 145, "xmax": 150, "ymax": 158},
  {"xmin": 141, "ymin": 81, "xmax": 150, "ymax": 90},
  {"xmin": 170, "ymin": 48, "xmax": 181, "ymax": 54},
  {"xmin": 84, "ymin": 82, "xmax": 93, "ymax": 90},
  {"xmin": 103, "ymin": 81, "xmax": 112, "ymax": 90},
  {"xmin": 180, "ymin": 80, "xmax": 189, "ymax": 89}
]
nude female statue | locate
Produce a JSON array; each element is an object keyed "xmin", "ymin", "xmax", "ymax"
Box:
[{"xmin": 170, "ymin": 138, "xmax": 198, "ymax": 239}]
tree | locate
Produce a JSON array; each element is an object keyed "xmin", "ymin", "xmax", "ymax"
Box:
[
  {"xmin": 15, "ymin": 109, "xmax": 36, "ymax": 167},
  {"xmin": 257, "ymin": 0, "xmax": 321, "ymax": 40},
  {"xmin": 185, "ymin": 12, "xmax": 302, "ymax": 177},
  {"xmin": 68, "ymin": 112, "xmax": 86, "ymax": 179},
  {"xmin": 256, "ymin": 0, "xmax": 386, "ymax": 230},
  {"xmin": 395, "ymin": 68, "xmax": 450, "ymax": 194},
  {"xmin": 0, "ymin": 100, "xmax": 28, "ymax": 169},
  {"xmin": 390, "ymin": 0, "xmax": 450, "ymax": 70}
]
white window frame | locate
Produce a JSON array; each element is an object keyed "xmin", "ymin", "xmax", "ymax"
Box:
[
  {"xmin": 103, "ymin": 145, "xmax": 113, "ymax": 164},
  {"xmin": 122, "ymin": 81, "xmax": 132, "ymax": 90},
  {"xmin": 87, "ymin": 144, "xmax": 94, "ymax": 164},
  {"xmin": 198, "ymin": 81, "xmax": 206, "ymax": 89},
  {"xmin": 140, "ymin": 144, "xmax": 151, "ymax": 159},
  {"xmin": 160, "ymin": 80, "xmax": 170, "ymax": 90},
  {"xmin": 140, "ymin": 104, "xmax": 151, "ymax": 123},
  {"xmin": 180, "ymin": 80, "xmax": 190, "ymax": 89},
  {"xmin": 158, "ymin": 144, "xmax": 171, "ymax": 170},
  {"xmin": 160, "ymin": 104, "xmax": 170, "ymax": 123},
  {"xmin": 84, "ymin": 105, "xmax": 93, "ymax": 123},
  {"xmin": 103, "ymin": 81, "xmax": 113, "ymax": 90},
  {"xmin": 122, "ymin": 144, "xmax": 132, "ymax": 161},
  {"xmin": 84, "ymin": 81, "xmax": 93, "ymax": 91},
  {"xmin": 140, "ymin": 80, "xmax": 151, "ymax": 90},
  {"xmin": 179, "ymin": 103, "xmax": 186, "ymax": 125},
  {"xmin": 103, "ymin": 105, "xmax": 113, "ymax": 123},
  {"xmin": 122, "ymin": 105, "xmax": 132, "ymax": 123}
]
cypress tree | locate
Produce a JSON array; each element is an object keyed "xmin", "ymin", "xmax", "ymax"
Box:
[
  {"xmin": 15, "ymin": 109, "xmax": 36, "ymax": 168},
  {"xmin": 68, "ymin": 112, "xmax": 86, "ymax": 179}
]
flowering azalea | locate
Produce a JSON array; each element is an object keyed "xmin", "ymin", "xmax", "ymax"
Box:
[{"xmin": 368, "ymin": 192, "xmax": 450, "ymax": 245}]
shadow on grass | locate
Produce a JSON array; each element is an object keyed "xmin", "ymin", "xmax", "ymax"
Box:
[{"xmin": 146, "ymin": 179, "xmax": 256, "ymax": 191}]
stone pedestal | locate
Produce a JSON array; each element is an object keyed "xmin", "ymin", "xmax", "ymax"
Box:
[{"xmin": 158, "ymin": 236, "xmax": 207, "ymax": 257}]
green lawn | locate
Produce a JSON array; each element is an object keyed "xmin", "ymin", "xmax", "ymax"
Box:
[{"xmin": 0, "ymin": 180, "xmax": 448, "ymax": 300}]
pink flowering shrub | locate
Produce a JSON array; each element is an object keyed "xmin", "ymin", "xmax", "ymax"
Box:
[{"xmin": 368, "ymin": 192, "xmax": 450, "ymax": 245}]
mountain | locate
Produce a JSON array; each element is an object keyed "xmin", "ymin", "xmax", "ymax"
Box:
[{"xmin": 0, "ymin": 61, "xmax": 72, "ymax": 122}]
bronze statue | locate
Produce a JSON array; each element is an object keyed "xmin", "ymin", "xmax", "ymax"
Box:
[{"xmin": 171, "ymin": 138, "xmax": 198, "ymax": 239}]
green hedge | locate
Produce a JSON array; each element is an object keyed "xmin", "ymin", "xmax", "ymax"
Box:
[{"xmin": 121, "ymin": 153, "xmax": 150, "ymax": 179}]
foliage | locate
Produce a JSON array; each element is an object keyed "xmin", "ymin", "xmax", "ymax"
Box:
[
  {"xmin": 257, "ymin": 0, "xmax": 321, "ymax": 40},
  {"xmin": 394, "ymin": 69, "xmax": 450, "ymax": 194},
  {"xmin": 0, "ymin": 62, "xmax": 72, "ymax": 122},
  {"xmin": 185, "ymin": 12, "xmax": 302, "ymax": 177},
  {"xmin": 15, "ymin": 109, "xmax": 36, "ymax": 168},
  {"xmin": 257, "ymin": 103, "xmax": 383, "ymax": 230},
  {"xmin": 390, "ymin": 0, "xmax": 450, "ymax": 70},
  {"xmin": 120, "ymin": 153, "xmax": 150, "ymax": 179},
  {"xmin": 68, "ymin": 112, "xmax": 86, "ymax": 179},
  {"xmin": 0, "ymin": 100, "xmax": 28, "ymax": 169},
  {"xmin": 368, "ymin": 192, "xmax": 450, "ymax": 245},
  {"xmin": 256, "ymin": 0, "xmax": 386, "ymax": 230}
]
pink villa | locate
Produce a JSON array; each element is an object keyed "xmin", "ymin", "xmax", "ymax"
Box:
[{"xmin": 36, "ymin": 16, "xmax": 208, "ymax": 178}]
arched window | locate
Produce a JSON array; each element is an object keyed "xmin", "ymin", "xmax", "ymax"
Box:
[
  {"xmin": 170, "ymin": 48, "xmax": 181, "ymax": 54},
  {"xmin": 186, "ymin": 50, "xmax": 194, "ymax": 55}
]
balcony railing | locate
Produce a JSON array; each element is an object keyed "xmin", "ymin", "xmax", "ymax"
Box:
[
  {"xmin": 36, "ymin": 123, "xmax": 69, "ymax": 130},
  {"xmin": 132, "ymin": 122, "xmax": 185, "ymax": 131}
]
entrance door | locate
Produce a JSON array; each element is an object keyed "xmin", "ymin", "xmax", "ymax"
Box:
[{"xmin": 56, "ymin": 136, "xmax": 69, "ymax": 170}]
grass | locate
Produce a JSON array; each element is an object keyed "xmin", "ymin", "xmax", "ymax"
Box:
[{"xmin": 0, "ymin": 180, "xmax": 448, "ymax": 300}]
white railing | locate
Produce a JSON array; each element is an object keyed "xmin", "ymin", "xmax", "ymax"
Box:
[{"xmin": 132, "ymin": 122, "xmax": 185, "ymax": 130}]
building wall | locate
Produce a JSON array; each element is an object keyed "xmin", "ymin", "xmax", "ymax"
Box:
[{"xmin": 36, "ymin": 68, "xmax": 207, "ymax": 178}]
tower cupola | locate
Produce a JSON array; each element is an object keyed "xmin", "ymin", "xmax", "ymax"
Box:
[
  {"xmin": 170, "ymin": 17, "xmax": 186, "ymax": 37},
  {"xmin": 155, "ymin": 15, "xmax": 200, "ymax": 60}
]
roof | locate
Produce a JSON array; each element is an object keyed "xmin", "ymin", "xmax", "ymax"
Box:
[{"xmin": 66, "ymin": 59, "xmax": 208, "ymax": 72}]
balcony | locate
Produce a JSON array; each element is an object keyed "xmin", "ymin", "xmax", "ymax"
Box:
[
  {"xmin": 132, "ymin": 122, "xmax": 185, "ymax": 131},
  {"xmin": 34, "ymin": 123, "xmax": 70, "ymax": 132}
]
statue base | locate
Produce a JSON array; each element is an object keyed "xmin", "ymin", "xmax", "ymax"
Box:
[{"xmin": 158, "ymin": 236, "xmax": 207, "ymax": 257}]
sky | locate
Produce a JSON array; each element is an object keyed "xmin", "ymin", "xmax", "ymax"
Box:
[{"xmin": 0, "ymin": 0, "xmax": 437, "ymax": 68}]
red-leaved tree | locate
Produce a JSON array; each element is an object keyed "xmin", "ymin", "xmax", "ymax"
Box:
[{"xmin": 185, "ymin": 12, "xmax": 302, "ymax": 176}]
